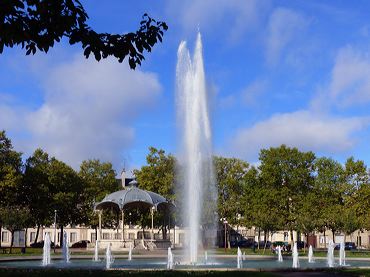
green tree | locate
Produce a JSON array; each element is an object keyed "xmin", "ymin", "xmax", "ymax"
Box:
[
  {"xmin": 214, "ymin": 156, "xmax": 250, "ymax": 248},
  {"xmin": 49, "ymin": 158, "xmax": 82, "ymax": 247},
  {"xmin": 79, "ymin": 159, "xmax": 117, "ymax": 238},
  {"xmin": 1, "ymin": 1, "xmax": 168, "ymax": 69},
  {"xmin": 22, "ymin": 148, "xmax": 53, "ymax": 244},
  {"xmin": 0, "ymin": 130, "xmax": 23, "ymax": 248},
  {"xmin": 0, "ymin": 206, "xmax": 30, "ymax": 253},
  {"xmin": 134, "ymin": 147, "xmax": 176, "ymax": 239},
  {"xmin": 314, "ymin": 157, "xmax": 344, "ymax": 244},
  {"xmin": 259, "ymin": 145, "xmax": 316, "ymax": 245}
]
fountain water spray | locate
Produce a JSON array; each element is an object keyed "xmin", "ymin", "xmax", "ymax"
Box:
[
  {"xmin": 93, "ymin": 240, "xmax": 99, "ymax": 262},
  {"xmin": 105, "ymin": 244, "xmax": 114, "ymax": 269},
  {"xmin": 176, "ymin": 32, "xmax": 217, "ymax": 263},
  {"xmin": 167, "ymin": 247, "xmax": 174, "ymax": 269},
  {"xmin": 62, "ymin": 231, "xmax": 70, "ymax": 263},
  {"xmin": 237, "ymin": 247, "xmax": 243, "ymax": 269},
  {"xmin": 204, "ymin": 251, "xmax": 208, "ymax": 264},
  {"xmin": 292, "ymin": 242, "xmax": 299, "ymax": 268},
  {"xmin": 42, "ymin": 233, "xmax": 51, "ymax": 266},
  {"xmin": 339, "ymin": 241, "xmax": 346, "ymax": 266},
  {"xmin": 128, "ymin": 243, "xmax": 132, "ymax": 261},
  {"xmin": 277, "ymin": 246, "xmax": 283, "ymax": 262},
  {"xmin": 308, "ymin": 245, "xmax": 315, "ymax": 263},
  {"xmin": 327, "ymin": 240, "xmax": 335, "ymax": 268}
]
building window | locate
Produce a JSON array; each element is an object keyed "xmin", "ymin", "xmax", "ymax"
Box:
[
  {"xmin": 30, "ymin": 232, "xmax": 36, "ymax": 242},
  {"xmin": 283, "ymin": 232, "xmax": 289, "ymax": 241},
  {"xmin": 102, "ymin": 233, "xmax": 110, "ymax": 240},
  {"xmin": 128, "ymin": 233, "xmax": 135, "ymax": 240},
  {"xmin": 70, "ymin": 232, "xmax": 77, "ymax": 243},
  {"xmin": 91, "ymin": 233, "xmax": 96, "ymax": 243},
  {"xmin": 57, "ymin": 232, "xmax": 61, "ymax": 243},
  {"xmin": 1, "ymin": 231, "xmax": 9, "ymax": 243}
]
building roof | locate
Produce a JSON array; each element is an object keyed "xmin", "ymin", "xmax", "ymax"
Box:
[{"xmin": 94, "ymin": 183, "xmax": 173, "ymax": 212}]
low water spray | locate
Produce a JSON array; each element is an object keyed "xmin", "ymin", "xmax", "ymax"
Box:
[
  {"xmin": 277, "ymin": 246, "xmax": 283, "ymax": 262},
  {"xmin": 42, "ymin": 233, "xmax": 51, "ymax": 266},
  {"xmin": 308, "ymin": 245, "xmax": 315, "ymax": 263},
  {"xmin": 292, "ymin": 242, "xmax": 299, "ymax": 268},
  {"xmin": 128, "ymin": 243, "xmax": 132, "ymax": 261},
  {"xmin": 327, "ymin": 240, "xmax": 335, "ymax": 268},
  {"xmin": 339, "ymin": 242, "xmax": 346, "ymax": 266},
  {"xmin": 167, "ymin": 247, "xmax": 174, "ymax": 269},
  {"xmin": 62, "ymin": 231, "xmax": 70, "ymax": 263},
  {"xmin": 93, "ymin": 240, "xmax": 99, "ymax": 262},
  {"xmin": 237, "ymin": 247, "xmax": 243, "ymax": 269},
  {"xmin": 105, "ymin": 244, "xmax": 114, "ymax": 269}
]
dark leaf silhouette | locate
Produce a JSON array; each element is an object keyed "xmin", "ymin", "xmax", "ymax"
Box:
[{"xmin": 0, "ymin": 1, "xmax": 168, "ymax": 69}]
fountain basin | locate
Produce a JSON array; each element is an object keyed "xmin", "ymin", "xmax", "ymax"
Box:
[{"xmin": 0, "ymin": 257, "xmax": 369, "ymax": 270}]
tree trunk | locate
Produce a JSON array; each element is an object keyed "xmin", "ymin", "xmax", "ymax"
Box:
[
  {"xmin": 0, "ymin": 225, "xmax": 2, "ymax": 248},
  {"xmin": 24, "ymin": 228, "xmax": 28, "ymax": 253},
  {"xmin": 10, "ymin": 230, "xmax": 14, "ymax": 254},
  {"xmin": 290, "ymin": 228, "xmax": 294, "ymax": 247},
  {"xmin": 227, "ymin": 226, "xmax": 231, "ymax": 249},
  {"xmin": 263, "ymin": 230, "xmax": 268, "ymax": 254},
  {"xmin": 324, "ymin": 229, "xmax": 327, "ymax": 248},
  {"xmin": 95, "ymin": 226, "xmax": 97, "ymax": 243},
  {"xmin": 60, "ymin": 225, "xmax": 64, "ymax": 248},
  {"xmin": 303, "ymin": 233, "xmax": 308, "ymax": 253},
  {"xmin": 257, "ymin": 228, "xmax": 261, "ymax": 250},
  {"xmin": 332, "ymin": 229, "xmax": 335, "ymax": 243},
  {"xmin": 34, "ymin": 224, "xmax": 40, "ymax": 244}
]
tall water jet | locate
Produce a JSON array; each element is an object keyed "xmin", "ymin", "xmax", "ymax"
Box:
[
  {"xmin": 327, "ymin": 240, "xmax": 335, "ymax": 268},
  {"xmin": 105, "ymin": 244, "xmax": 114, "ymax": 269},
  {"xmin": 167, "ymin": 247, "xmax": 174, "ymax": 269},
  {"xmin": 93, "ymin": 240, "xmax": 99, "ymax": 262},
  {"xmin": 277, "ymin": 246, "xmax": 283, "ymax": 262},
  {"xmin": 176, "ymin": 32, "xmax": 217, "ymax": 263},
  {"xmin": 128, "ymin": 243, "xmax": 132, "ymax": 261},
  {"xmin": 292, "ymin": 242, "xmax": 299, "ymax": 268},
  {"xmin": 237, "ymin": 247, "xmax": 243, "ymax": 269},
  {"xmin": 308, "ymin": 245, "xmax": 315, "ymax": 263},
  {"xmin": 42, "ymin": 233, "xmax": 51, "ymax": 266},
  {"xmin": 62, "ymin": 231, "xmax": 70, "ymax": 263},
  {"xmin": 204, "ymin": 251, "xmax": 208, "ymax": 264},
  {"xmin": 339, "ymin": 241, "xmax": 346, "ymax": 266}
]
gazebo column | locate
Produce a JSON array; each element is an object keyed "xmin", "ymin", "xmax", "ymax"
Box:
[
  {"xmin": 151, "ymin": 207, "xmax": 155, "ymax": 241},
  {"xmin": 121, "ymin": 210, "xmax": 125, "ymax": 241},
  {"xmin": 168, "ymin": 213, "xmax": 171, "ymax": 243},
  {"xmin": 98, "ymin": 210, "xmax": 102, "ymax": 241}
]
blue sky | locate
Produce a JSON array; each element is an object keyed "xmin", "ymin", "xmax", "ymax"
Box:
[{"xmin": 1, "ymin": 0, "xmax": 370, "ymax": 174}]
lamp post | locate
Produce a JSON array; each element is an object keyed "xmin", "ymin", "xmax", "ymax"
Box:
[
  {"xmin": 221, "ymin": 218, "xmax": 228, "ymax": 252},
  {"xmin": 53, "ymin": 210, "xmax": 57, "ymax": 253},
  {"xmin": 236, "ymin": 213, "xmax": 241, "ymax": 244}
]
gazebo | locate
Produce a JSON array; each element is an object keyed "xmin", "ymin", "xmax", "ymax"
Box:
[{"xmin": 94, "ymin": 180, "xmax": 174, "ymax": 250}]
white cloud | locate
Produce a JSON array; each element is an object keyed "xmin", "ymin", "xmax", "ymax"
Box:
[
  {"xmin": 229, "ymin": 110, "xmax": 369, "ymax": 161},
  {"xmin": 241, "ymin": 79, "xmax": 267, "ymax": 106},
  {"xmin": 166, "ymin": 0, "xmax": 269, "ymax": 41},
  {"xmin": 311, "ymin": 45, "xmax": 370, "ymax": 110},
  {"xmin": 265, "ymin": 8, "xmax": 309, "ymax": 65},
  {"xmin": 329, "ymin": 46, "xmax": 370, "ymax": 106},
  {"xmin": 0, "ymin": 56, "xmax": 162, "ymax": 169}
]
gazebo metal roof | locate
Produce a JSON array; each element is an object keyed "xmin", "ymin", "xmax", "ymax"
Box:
[{"xmin": 94, "ymin": 184, "xmax": 173, "ymax": 212}]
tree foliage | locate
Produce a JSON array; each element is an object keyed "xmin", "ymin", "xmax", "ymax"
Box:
[
  {"xmin": 0, "ymin": 0, "xmax": 168, "ymax": 69},
  {"xmin": 78, "ymin": 159, "xmax": 117, "ymax": 229}
]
